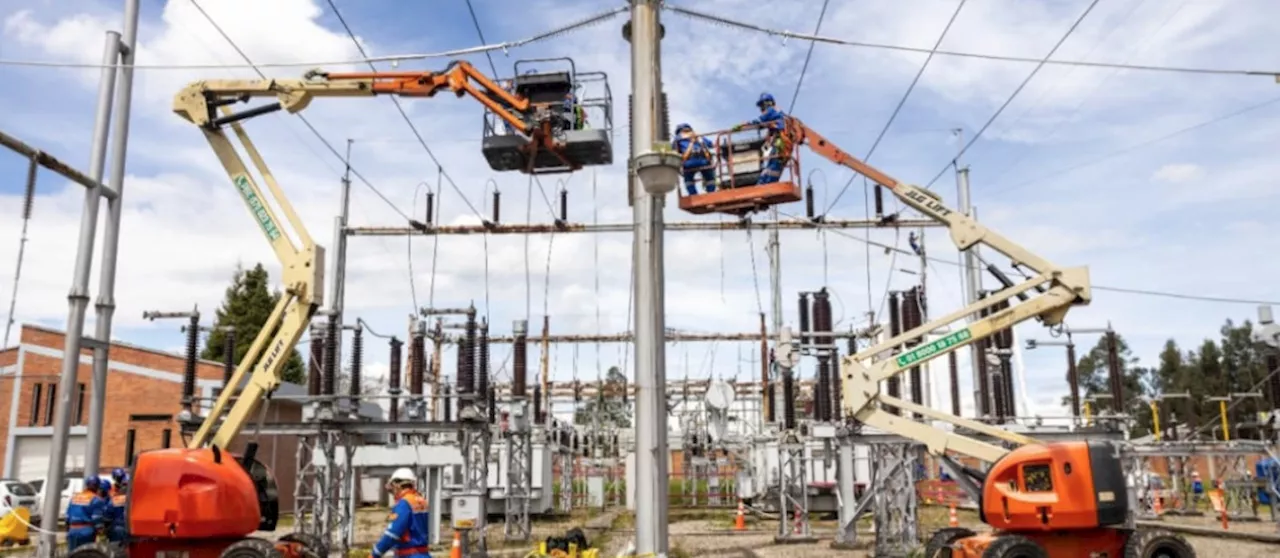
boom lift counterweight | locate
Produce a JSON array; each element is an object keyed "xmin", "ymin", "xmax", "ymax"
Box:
[{"xmin": 765, "ymin": 114, "xmax": 1195, "ymax": 557}]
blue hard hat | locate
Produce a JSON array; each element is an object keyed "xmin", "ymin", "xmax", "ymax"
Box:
[
  {"xmin": 756, "ymin": 93, "xmax": 775, "ymax": 107},
  {"xmin": 112, "ymin": 468, "xmax": 128, "ymax": 483},
  {"xmin": 84, "ymin": 476, "xmax": 101, "ymax": 491},
  {"xmin": 100, "ymin": 479, "xmax": 112, "ymax": 492},
  {"xmin": 675, "ymin": 123, "xmax": 692, "ymax": 133}
]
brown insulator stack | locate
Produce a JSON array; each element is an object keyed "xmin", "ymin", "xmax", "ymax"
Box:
[
  {"xmin": 975, "ymin": 293, "xmax": 992, "ymax": 419},
  {"xmin": 813, "ymin": 289, "xmax": 834, "ymax": 421},
  {"xmin": 477, "ymin": 320, "xmax": 490, "ymax": 408},
  {"xmin": 323, "ymin": 314, "xmax": 339, "ymax": 396},
  {"xmin": 1267, "ymin": 353, "xmax": 1280, "ymax": 411},
  {"xmin": 487, "ymin": 387, "xmax": 497, "ymax": 424},
  {"xmin": 442, "ymin": 384, "xmax": 453, "ymax": 422},
  {"xmin": 991, "ymin": 297, "xmax": 1016, "ymax": 419},
  {"xmin": 902, "ymin": 287, "xmax": 925, "ymax": 410},
  {"xmin": 533, "ymin": 384, "xmax": 544, "ymax": 423},
  {"xmin": 948, "ymin": 350, "xmax": 961, "ymax": 416},
  {"xmin": 1066, "ymin": 341, "xmax": 1080, "ymax": 419},
  {"xmin": 349, "ymin": 325, "xmax": 363, "ymax": 400},
  {"xmin": 222, "ymin": 328, "xmax": 235, "ymax": 388},
  {"xmin": 457, "ymin": 309, "xmax": 477, "ymax": 409},
  {"xmin": 388, "ymin": 337, "xmax": 402, "ymax": 421},
  {"xmin": 512, "ymin": 320, "xmax": 529, "ymax": 397},
  {"xmin": 1105, "ymin": 330, "xmax": 1124, "ymax": 414},
  {"xmin": 765, "ymin": 382, "xmax": 776, "ymax": 423},
  {"xmin": 182, "ymin": 315, "xmax": 199, "ymax": 412},
  {"xmin": 492, "ymin": 189, "xmax": 501, "ymax": 224},
  {"xmin": 308, "ymin": 325, "xmax": 323, "ymax": 396},
  {"xmin": 886, "ymin": 291, "xmax": 902, "ymax": 415},
  {"xmin": 409, "ymin": 325, "xmax": 425, "ymax": 399},
  {"xmin": 782, "ymin": 371, "xmax": 797, "ymax": 430},
  {"xmin": 798, "ymin": 293, "xmax": 811, "ymax": 347}
]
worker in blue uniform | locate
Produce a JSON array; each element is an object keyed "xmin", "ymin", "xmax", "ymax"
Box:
[
  {"xmin": 732, "ymin": 93, "xmax": 791, "ymax": 184},
  {"xmin": 106, "ymin": 470, "xmax": 129, "ymax": 544},
  {"xmin": 66, "ymin": 476, "xmax": 106, "ymax": 550},
  {"xmin": 371, "ymin": 468, "xmax": 431, "ymax": 558},
  {"xmin": 672, "ymin": 123, "xmax": 717, "ymax": 196}
]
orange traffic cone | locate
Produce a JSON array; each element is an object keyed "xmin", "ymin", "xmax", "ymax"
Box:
[
  {"xmin": 450, "ymin": 531, "xmax": 462, "ymax": 558},
  {"xmin": 735, "ymin": 499, "xmax": 746, "ymax": 531},
  {"xmin": 1153, "ymin": 493, "xmax": 1163, "ymax": 516},
  {"xmin": 948, "ymin": 504, "xmax": 958, "ymax": 527}
]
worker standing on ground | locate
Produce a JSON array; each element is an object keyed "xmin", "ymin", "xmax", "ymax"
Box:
[
  {"xmin": 731, "ymin": 93, "xmax": 790, "ymax": 184},
  {"xmin": 371, "ymin": 468, "xmax": 431, "ymax": 558},
  {"xmin": 107, "ymin": 469, "xmax": 129, "ymax": 544},
  {"xmin": 65, "ymin": 477, "xmax": 106, "ymax": 551},
  {"xmin": 673, "ymin": 123, "xmax": 717, "ymax": 196}
]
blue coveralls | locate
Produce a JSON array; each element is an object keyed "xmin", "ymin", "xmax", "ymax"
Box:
[
  {"xmin": 65, "ymin": 489, "xmax": 106, "ymax": 550},
  {"xmin": 106, "ymin": 490, "xmax": 128, "ymax": 543},
  {"xmin": 745, "ymin": 107, "xmax": 788, "ymax": 184},
  {"xmin": 673, "ymin": 135, "xmax": 716, "ymax": 196},
  {"xmin": 372, "ymin": 489, "xmax": 431, "ymax": 558}
]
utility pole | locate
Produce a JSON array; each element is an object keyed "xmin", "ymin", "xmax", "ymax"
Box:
[
  {"xmin": 952, "ymin": 128, "xmax": 982, "ymax": 416},
  {"xmin": 327, "ymin": 139, "xmax": 354, "ymax": 369},
  {"xmin": 625, "ymin": 1, "xmax": 681, "ymax": 555},
  {"xmin": 39, "ymin": 2, "xmax": 139, "ymax": 555}
]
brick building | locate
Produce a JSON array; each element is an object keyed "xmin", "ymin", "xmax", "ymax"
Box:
[{"xmin": 0, "ymin": 324, "xmax": 307, "ymax": 512}]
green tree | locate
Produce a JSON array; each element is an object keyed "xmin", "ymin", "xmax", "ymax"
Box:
[
  {"xmin": 1066, "ymin": 332, "xmax": 1155, "ymax": 436},
  {"xmin": 201, "ymin": 263, "xmax": 306, "ymax": 384}
]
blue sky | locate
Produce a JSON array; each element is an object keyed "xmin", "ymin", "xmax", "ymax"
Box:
[{"xmin": 1, "ymin": 0, "xmax": 1279, "ymax": 419}]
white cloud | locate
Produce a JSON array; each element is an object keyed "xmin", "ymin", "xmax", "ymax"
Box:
[{"xmin": 1152, "ymin": 163, "xmax": 1204, "ymax": 184}]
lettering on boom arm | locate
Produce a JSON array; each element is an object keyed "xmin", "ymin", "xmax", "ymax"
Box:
[
  {"xmin": 234, "ymin": 174, "xmax": 282, "ymax": 241},
  {"xmin": 903, "ymin": 188, "xmax": 952, "ymax": 218},
  {"xmin": 895, "ymin": 328, "xmax": 972, "ymax": 369}
]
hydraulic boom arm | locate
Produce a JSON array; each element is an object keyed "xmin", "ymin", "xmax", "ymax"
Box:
[{"xmin": 782, "ymin": 117, "xmax": 1091, "ymax": 463}]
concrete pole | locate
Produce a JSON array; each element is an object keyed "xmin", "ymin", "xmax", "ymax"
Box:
[
  {"xmin": 628, "ymin": 0, "xmax": 670, "ymax": 554},
  {"xmin": 328, "ymin": 140, "xmax": 354, "ymax": 379},
  {"xmin": 85, "ymin": 0, "xmax": 139, "ymax": 476},
  {"xmin": 955, "ymin": 164, "xmax": 981, "ymax": 416},
  {"xmin": 37, "ymin": 26, "xmax": 123, "ymax": 558},
  {"xmin": 833, "ymin": 435, "xmax": 856, "ymax": 546}
]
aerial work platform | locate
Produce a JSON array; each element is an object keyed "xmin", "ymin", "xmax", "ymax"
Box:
[{"xmin": 677, "ymin": 128, "xmax": 803, "ymax": 216}]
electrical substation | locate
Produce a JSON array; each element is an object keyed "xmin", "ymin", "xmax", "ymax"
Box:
[{"xmin": 3, "ymin": 1, "xmax": 1280, "ymax": 558}]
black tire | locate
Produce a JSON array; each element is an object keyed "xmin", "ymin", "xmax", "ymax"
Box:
[
  {"xmin": 1124, "ymin": 529, "xmax": 1196, "ymax": 558},
  {"xmin": 220, "ymin": 538, "xmax": 283, "ymax": 558},
  {"xmin": 67, "ymin": 542, "xmax": 124, "ymax": 558},
  {"xmin": 277, "ymin": 532, "xmax": 325, "ymax": 558},
  {"xmin": 924, "ymin": 527, "xmax": 976, "ymax": 558},
  {"xmin": 981, "ymin": 534, "xmax": 1048, "ymax": 558}
]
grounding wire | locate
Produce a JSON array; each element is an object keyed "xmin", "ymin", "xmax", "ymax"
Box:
[
  {"xmin": 663, "ymin": 4, "xmax": 1279, "ymax": 79},
  {"xmin": 6, "ymin": 6, "xmax": 629, "ymax": 70}
]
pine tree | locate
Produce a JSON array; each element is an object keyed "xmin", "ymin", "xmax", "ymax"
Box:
[
  {"xmin": 200, "ymin": 263, "xmax": 306, "ymax": 384},
  {"xmin": 1068, "ymin": 332, "xmax": 1155, "ymax": 436}
]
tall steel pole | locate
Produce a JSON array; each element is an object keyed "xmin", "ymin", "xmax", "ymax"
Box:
[
  {"xmin": 627, "ymin": 0, "xmax": 678, "ymax": 554},
  {"xmin": 953, "ymin": 129, "xmax": 982, "ymax": 416},
  {"xmin": 328, "ymin": 139, "xmax": 354, "ymax": 373},
  {"xmin": 38, "ymin": 1, "xmax": 137, "ymax": 552},
  {"xmin": 85, "ymin": 0, "xmax": 140, "ymax": 476}
]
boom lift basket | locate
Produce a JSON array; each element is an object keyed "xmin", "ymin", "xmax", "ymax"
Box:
[
  {"xmin": 678, "ymin": 127, "xmax": 803, "ymax": 216},
  {"xmin": 481, "ymin": 58, "xmax": 614, "ymax": 175}
]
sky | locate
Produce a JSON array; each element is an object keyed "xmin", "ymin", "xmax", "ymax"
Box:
[{"xmin": 1, "ymin": 0, "xmax": 1279, "ymax": 422}]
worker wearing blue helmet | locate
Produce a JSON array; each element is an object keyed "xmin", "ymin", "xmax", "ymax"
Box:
[
  {"xmin": 672, "ymin": 123, "xmax": 717, "ymax": 196},
  {"xmin": 66, "ymin": 476, "xmax": 107, "ymax": 550},
  {"xmin": 732, "ymin": 93, "xmax": 790, "ymax": 184},
  {"xmin": 107, "ymin": 469, "xmax": 129, "ymax": 543}
]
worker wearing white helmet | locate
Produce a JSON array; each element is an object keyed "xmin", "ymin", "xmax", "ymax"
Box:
[{"xmin": 371, "ymin": 468, "xmax": 432, "ymax": 558}]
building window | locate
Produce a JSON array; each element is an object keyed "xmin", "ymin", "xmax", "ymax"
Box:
[
  {"xmin": 125, "ymin": 429, "xmax": 136, "ymax": 467},
  {"xmin": 28, "ymin": 384, "xmax": 42, "ymax": 426},
  {"xmin": 43, "ymin": 383, "xmax": 56, "ymax": 426},
  {"xmin": 161, "ymin": 429, "xmax": 172, "ymax": 449},
  {"xmin": 75, "ymin": 383, "xmax": 86, "ymax": 425},
  {"xmin": 128, "ymin": 414, "xmax": 172, "ymax": 422}
]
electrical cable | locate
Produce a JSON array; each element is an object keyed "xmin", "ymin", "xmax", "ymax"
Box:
[
  {"xmin": 325, "ymin": 0, "xmax": 487, "ymax": 223},
  {"xmin": 923, "ymin": 0, "xmax": 1103, "ymax": 190},
  {"xmin": 462, "ymin": 0, "xmax": 502, "ymax": 77},
  {"xmin": 4, "ymin": 6, "xmax": 629, "ymax": 70},
  {"xmin": 744, "ymin": 228, "xmax": 766, "ymax": 318},
  {"xmin": 409, "ymin": 180, "xmax": 430, "ymax": 313},
  {"xmin": 786, "ymin": 0, "xmax": 830, "ymax": 114},
  {"xmin": 186, "ymin": 0, "xmax": 413, "ymax": 223},
  {"xmin": 427, "ymin": 168, "xmax": 443, "ymax": 307},
  {"xmin": 663, "ymin": 4, "xmax": 1278, "ymax": 79},
  {"xmin": 824, "ymin": 0, "xmax": 967, "ymax": 214}
]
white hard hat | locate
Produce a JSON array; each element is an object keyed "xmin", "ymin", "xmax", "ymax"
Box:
[{"xmin": 390, "ymin": 468, "xmax": 416, "ymax": 484}]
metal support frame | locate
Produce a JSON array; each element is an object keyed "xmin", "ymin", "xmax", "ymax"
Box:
[
  {"xmin": 774, "ymin": 430, "xmax": 815, "ymax": 543},
  {"xmin": 869, "ymin": 441, "xmax": 920, "ymax": 558},
  {"xmin": 294, "ymin": 431, "xmax": 357, "ymax": 557},
  {"xmin": 460, "ymin": 422, "xmax": 491, "ymax": 556},
  {"xmin": 503, "ymin": 398, "xmax": 533, "ymax": 542},
  {"xmin": 346, "ymin": 218, "xmax": 939, "ymax": 236},
  {"xmin": 556, "ymin": 436, "xmax": 573, "ymax": 513}
]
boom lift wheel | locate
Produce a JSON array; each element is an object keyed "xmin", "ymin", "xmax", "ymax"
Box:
[
  {"xmin": 221, "ymin": 538, "xmax": 284, "ymax": 558},
  {"xmin": 66, "ymin": 542, "xmax": 125, "ymax": 558},
  {"xmin": 980, "ymin": 534, "xmax": 1047, "ymax": 558},
  {"xmin": 1123, "ymin": 529, "xmax": 1195, "ymax": 558},
  {"xmin": 924, "ymin": 527, "xmax": 975, "ymax": 558}
]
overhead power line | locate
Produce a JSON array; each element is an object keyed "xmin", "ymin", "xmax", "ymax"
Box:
[
  {"xmin": 923, "ymin": 0, "xmax": 1102, "ymax": 190},
  {"xmin": 786, "ymin": 0, "xmax": 830, "ymax": 114},
  {"xmin": 462, "ymin": 0, "xmax": 502, "ymax": 77},
  {"xmin": 3, "ymin": 6, "xmax": 627, "ymax": 71},
  {"xmin": 664, "ymin": 4, "xmax": 1280, "ymax": 79},
  {"xmin": 187, "ymin": 0, "xmax": 412, "ymax": 222}
]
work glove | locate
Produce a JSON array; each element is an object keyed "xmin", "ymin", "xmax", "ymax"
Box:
[{"xmin": 731, "ymin": 124, "xmax": 744, "ymax": 132}]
